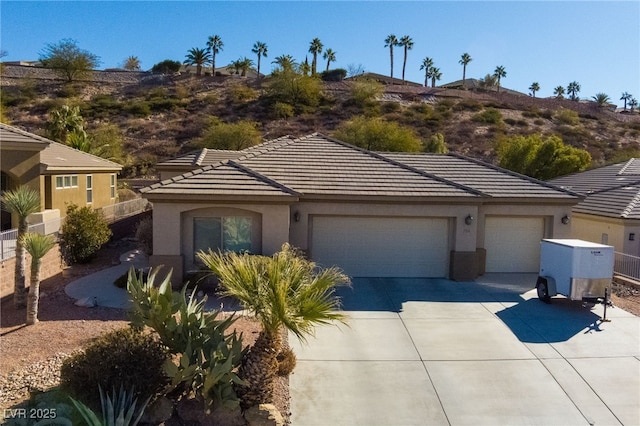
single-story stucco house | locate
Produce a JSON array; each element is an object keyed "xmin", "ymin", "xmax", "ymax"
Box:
[
  {"xmin": 549, "ymin": 158, "xmax": 640, "ymax": 256},
  {"xmin": 141, "ymin": 133, "xmax": 579, "ymax": 283},
  {"xmin": 1, "ymin": 123, "xmax": 122, "ymax": 231}
]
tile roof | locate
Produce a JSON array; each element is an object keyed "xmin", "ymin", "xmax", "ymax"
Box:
[
  {"xmin": 156, "ymin": 148, "xmax": 244, "ymax": 169},
  {"xmin": 384, "ymin": 152, "xmax": 577, "ymax": 199},
  {"xmin": 548, "ymin": 159, "xmax": 640, "ymax": 219},
  {"xmin": 1, "ymin": 123, "xmax": 121, "ymax": 172},
  {"xmin": 143, "ymin": 133, "xmax": 580, "ymax": 202}
]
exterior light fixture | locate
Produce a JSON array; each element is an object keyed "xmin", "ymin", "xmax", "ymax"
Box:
[
  {"xmin": 465, "ymin": 214, "xmax": 474, "ymax": 225},
  {"xmin": 293, "ymin": 211, "xmax": 301, "ymax": 222},
  {"xmin": 561, "ymin": 215, "xmax": 570, "ymax": 225}
]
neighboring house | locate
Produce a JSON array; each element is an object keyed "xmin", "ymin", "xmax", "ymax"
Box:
[
  {"xmin": 346, "ymin": 72, "xmax": 423, "ymax": 87},
  {"xmin": 156, "ymin": 148, "xmax": 243, "ymax": 180},
  {"xmin": 439, "ymin": 78, "xmax": 528, "ymax": 97},
  {"xmin": 1, "ymin": 123, "xmax": 122, "ymax": 230},
  {"xmin": 549, "ymin": 159, "xmax": 640, "ymax": 256},
  {"xmin": 142, "ymin": 133, "xmax": 578, "ymax": 283}
]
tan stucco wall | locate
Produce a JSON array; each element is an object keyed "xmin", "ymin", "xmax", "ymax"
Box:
[
  {"xmin": 46, "ymin": 172, "xmax": 117, "ymax": 214},
  {"xmin": 1, "ymin": 150, "xmax": 41, "ymax": 189},
  {"xmin": 572, "ymin": 214, "xmax": 640, "ymax": 256}
]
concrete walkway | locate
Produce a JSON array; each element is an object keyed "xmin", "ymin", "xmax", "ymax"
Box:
[
  {"xmin": 65, "ymin": 249, "xmax": 148, "ymax": 309},
  {"xmin": 290, "ymin": 274, "xmax": 640, "ymax": 426}
]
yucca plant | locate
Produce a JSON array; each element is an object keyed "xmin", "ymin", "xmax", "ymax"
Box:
[
  {"xmin": 1, "ymin": 186, "xmax": 41, "ymax": 308},
  {"xmin": 70, "ymin": 385, "xmax": 150, "ymax": 426},
  {"xmin": 21, "ymin": 232, "xmax": 56, "ymax": 325},
  {"xmin": 197, "ymin": 243, "xmax": 350, "ymax": 408}
]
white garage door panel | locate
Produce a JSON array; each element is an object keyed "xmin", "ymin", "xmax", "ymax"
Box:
[
  {"xmin": 311, "ymin": 216, "xmax": 449, "ymax": 277},
  {"xmin": 485, "ymin": 217, "xmax": 544, "ymax": 273}
]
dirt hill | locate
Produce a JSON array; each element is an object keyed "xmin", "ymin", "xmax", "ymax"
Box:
[{"xmin": 2, "ymin": 64, "xmax": 639, "ymax": 177}]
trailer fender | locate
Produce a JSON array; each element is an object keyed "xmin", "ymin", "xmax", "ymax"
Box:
[{"xmin": 536, "ymin": 276, "xmax": 556, "ymax": 303}]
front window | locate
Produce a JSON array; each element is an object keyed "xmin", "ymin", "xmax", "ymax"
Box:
[
  {"xmin": 194, "ymin": 216, "xmax": 252, "ymax": 260},
  {"xmin": 110, "ymin": 174, "xmax": 116, "ymax": 199},
  {"xmin": 55, "ymin": 175, "xmax": 78, "ymax": 189}
]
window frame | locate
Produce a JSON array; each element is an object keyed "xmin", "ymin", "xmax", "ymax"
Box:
[
  {"xmin": 110, "ymin": 174, "xmax": 116, "ymax": 199},
  {"xmin": 86, "ymin": 175, "xmax": 93, "ymax": 203},
  {"xmin": 55, "ymin": 174, "xmax": 78, "ymax": 189}
]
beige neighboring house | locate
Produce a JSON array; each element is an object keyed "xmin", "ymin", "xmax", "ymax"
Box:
[
  {"xmin": 1, "ymin": 123, "xmax": 122, "ymax": 230},
  {"xmin": 549, "ymin": 159, "xmax": 640, "ymax": 256},
  {"xmin": 142, "ymin": 133, "xmax": 578, "ymax": 284}
]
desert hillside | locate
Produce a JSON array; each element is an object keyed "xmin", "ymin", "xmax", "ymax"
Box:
[{"xmin": 2, "ymin": 64, "xmax": 638, "ymax": 178}]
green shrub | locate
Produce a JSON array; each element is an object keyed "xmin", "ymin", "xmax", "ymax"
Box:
[
  {"xmin": 382, "ymin": 102, "xmax": 402, "ymax": 114},
  {"xmin": 453, "ymin": 99, "xmax": 483, "ymax": 111},
  {"xmin": 272, "ymin": 101, "xmax": 295, "ymax": 119},
  {"xmin": 59, "ymin": 203, "xmax": 111, "ymax": 264},
  {"xmin": 350, "ymin": 78, "xmax": 383, "ymax": 108},
  {"xmin": 127, "ymin": 267, "xmax": 245, "ymax": 410},
  {"xmin": 60, "ymin": 328, "xmax": 169, "ymax": 410},
  {"xmin": 229, "ymin": 84, "xmax": 259, "ymax": 103},
  {"xmin": 333, "ymin": 115, "xmax": 422, "ymax": 152},
  {"xmin": 124, "ymin": 101, "xmax": 151, "ymax": 117},
  {"xmin": 425, "ymin": 133, "xmax": 448, "ymax": 153},
  {"xmin": 197, "ymin": 117, "xmax": 261, "ymax": 150},
  {"xmin": 151, "ymin": 59, "xmax": 181, "ymax": 74},
  {"xmin": 320, "ymin": 68, "xmax": 347, "ymax": 82},
  {"xmin": 472, "ymin": 108, "xmax": 503, "ymax": 124},
  {"xmin": 135, "ymin": 217, "xmax": 153, "ymax": 255},
  {"xmin": 555, "ymin": 108, "xmax": 580, "ymax": 125}
]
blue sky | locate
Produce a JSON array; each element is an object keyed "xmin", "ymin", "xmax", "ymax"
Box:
[{"xmin": 1, "ymin": 1, "xmax": 638, "ymax": 105}]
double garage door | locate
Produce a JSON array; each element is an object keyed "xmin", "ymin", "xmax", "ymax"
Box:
[{"xmin": 311, "ymin": 216, "xmax": 449, "ymax": 277}]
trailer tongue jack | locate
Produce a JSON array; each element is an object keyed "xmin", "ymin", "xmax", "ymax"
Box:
[{"xmin": 583, "ymin": 287, "xmax": 614, "ymax": 322}]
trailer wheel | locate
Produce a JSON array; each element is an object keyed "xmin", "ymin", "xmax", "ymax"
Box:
[{"xmin": 536, "ymin": 279, "xmax": 551, "ymax": 304}]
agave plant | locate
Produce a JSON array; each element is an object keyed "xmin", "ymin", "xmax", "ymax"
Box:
[{"xmin": 70, "ymin": 385, "xmax": 150, "ymax": 426}]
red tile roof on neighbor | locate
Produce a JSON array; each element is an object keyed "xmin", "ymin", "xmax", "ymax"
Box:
[
  {"xmin": 549, "ymin": 159, "xmax": 640, "ymax": 219},
  {"xmin": 142, "ymin": 133, "xmax": 579, "ymax": 202}
]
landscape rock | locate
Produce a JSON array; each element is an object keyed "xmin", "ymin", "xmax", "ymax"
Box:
[
  {"xmin": 244, "ymin": 403, "xmax": 285, "ymax": 426},
  {"xmin": 141, "ymin": 396, "xmax": 174, "ymax": 424}
]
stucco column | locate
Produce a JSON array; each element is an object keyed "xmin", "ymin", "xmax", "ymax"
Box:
[{"xmin": 261, "ymin": 205, "xmax": 292, "ymax": 255}]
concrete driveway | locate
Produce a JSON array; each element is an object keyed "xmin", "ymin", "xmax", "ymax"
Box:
[{"xmin": 289, "ymin": 274, "xmax": 640, "ymax": 426}]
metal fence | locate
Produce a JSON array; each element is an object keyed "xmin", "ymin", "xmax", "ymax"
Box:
[
  {"xmin": 1, "ymin": 198, "xmax": 150, "ymax": 260},
  {"xmin": 614, "ymin": 251, "xmax": 640, "ymax": 281}
]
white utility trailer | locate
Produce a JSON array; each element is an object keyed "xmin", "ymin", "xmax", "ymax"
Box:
[{"xmin": 536, "ymin": 239, "xmax": 614, "ymax": 313}]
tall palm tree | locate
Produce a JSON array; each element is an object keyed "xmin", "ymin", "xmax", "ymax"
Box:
[
  {"xmin": 554, "ymin": 85, "xmax": 565, "ymax": 99},
  {"xmin": 183, "ymin": 47, "xmax": 211, "ymax": 77},
  {"xmin": 592, "ymin": 93, "xmax": 611, "ymax": 107},
  {"xmin": 122, "ymin": 56, "xmax": 141, "ymax": 71},
  {"xmin": 629, "ymin": 98, "xmax": 638, "ymax": 113},
  {"xmin": 272, "ymin": 54, "xmax": 296, "ymax": 72},
  {"xmin": 384, "ymin": 34, "xmax": 399, "ymax": 79},
  {"xmin": 420, "ymin": 57, "xmax": 434, "ymax": 87},
  {"xmin": 1, "ymin": 186, "xmax": 41, "ymax": 308},
  {"xmin": 237, "ymin": 57, "xmax": 254, "ymax": 77},
  {"xmin": 620, "ymin": 92, "xmax": 632, "ymax": 111},
  {"xmin": 529, "ymin": 82, "xmax": 540, "ymax": 97},
  {"xmin": 430, "ymin": 67, "xmax": 442, "ymax": 88},
  {"xmin": 251, "ymin": 41, "xmax": 268, "ymax": 80},
  {"xmin": 323, "ymin": 48, "xmax": 336, "ymax": 72},
  {"xmin": 206, "ymin": 35, "xmax": 224, "ymax": 76},
  {"xmin": 459, "ymin": 53, "xmax": 472, "ymax": 89},
  {"xmin": 197, "ymin": 243, "xmax": 349, "ymax": 409},
  {"xmin": 22, "ymin": 232, "xmax": 56, "ymax": 325},
  {"xmin": 493, "ymin": 65, "xmax": 507, "ymax": 92},
  {"xmin": 567, "ymin": 81, "xmax": 581, "ymax": 101},
  {"xmin": 399, "ymin": 35, "xmax": 414, "ymax": 83},
  {"xmin": 308, "ymin": 38, "xmax": 323, "ymax": 76}
]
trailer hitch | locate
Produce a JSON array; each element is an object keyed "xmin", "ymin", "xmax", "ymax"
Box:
[{"xmin": 582, "ymin": 287, "xmax": 614, "ymax": 322}]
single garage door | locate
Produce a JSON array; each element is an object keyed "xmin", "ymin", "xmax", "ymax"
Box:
[
  {"xmin": 485, "ymin": 216, "xmax": 544, "ymax": 273},
  {"xmin": 311, "ymin": 216, "xmax": 449, "ymax": 277}
]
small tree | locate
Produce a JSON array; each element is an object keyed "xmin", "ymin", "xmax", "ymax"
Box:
[
  {"xmin": 333, "ymin": 116, "xmax": 423, "ymax": 152},
  {"xmin": 59, "ymin": 203, "xmax": 111, "ymax": 264},
  {"xmin": 22, "ymin": 232, "xmax": 56, "ymax": 325},
  {"xmin": 39, "ymin": 39, "xmax": 100, "ymax": 82},
  {"xmin": 267, "ymin": 67, "xmax": 322, "ymax": 113},
  {"xmin": 151, "ymin": 59, "xmax": 181, "ymax": 74},
  {"xmin": 1, "ymin": 186, "xmax": 41, "ymax": 308},
  {"xmin": 425, "ymin": 133, "xmax": 448, "ymax": 153},
  {"xmin": 197, "ymin": 117, "xmax": 262, "ymax": 150}
]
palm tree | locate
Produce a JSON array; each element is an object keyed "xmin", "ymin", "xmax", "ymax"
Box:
[
  {"xmin": 399, "ymin": 35, "xmax": 414, "ymax": 83},
  {"xmin": 430, "ymin": 67, "xmax": 442, "ymax": 88},
  {"xmin": 272, "ymin": 55, "xmax": 296, "ymax": 72},
  {"xmin": 554, "ymin": 85, "xmax": 565, "ymax": 99},
  {"xmin": 122, "ymin": 56, "xmax": 141, "ymax": 71},
  {"xmin": 323, "ymin": 48, "xmax": 336, "ymax": 72},
  {"xmin": 46, "ymin": 105, "xmax": 85, "ymax": 144},
  {"xmin": 251, "ymin": 41, "xmax": 268, "ymax": 80},
  {"xmin": 592, "ymin": 93, "xmax": 611, "ymax": 107},
  {"xmin": 493, "ymin": 65, "xmax": 507, "ymax": 92},
  {"xmin": 299, "ymin": 57, "xmax": 311, "ymax": 76},
  {"xmin": 420, "ymin": 57, "xmax": 434, "ymax": 87},
  {"xmin": 459, "ymin": 53, "xmax": 472, "ymax": 89},
  {"xmin": 1, "ymin": 186, "xmax": 41, "ymax": 308},
  {"xmin": 567, "ymin": 81, "xmax": 581, "ymax": 101},
  {"xmin": 529, "ymin": 82, "xmax": 540, "ymax": 97},
  {"xmin": 206, "ymin": 35, "xmax": 224, "ymax": 76},
  {"xmin": 237, "ymin": 57, "xmax": 254, "ymax": 77},
  {"xmin": 620, "ymin": 92, "xmax": 632, "ymax": 111},
  {"xmin": 384, "ymin": 34, "xmax": 398, "ymax": 79},
  {"xmin": 197, "ymin": 243, "xmax": 349, "ymax": 409},
  {"xmin": 308, "ymin": 38, "xmax": 323, "ymax": 76},
  {"xmin": 183, "ymin": 47, "xmax": 211, "ymax": 77},
  {"xmin": 22, "ymin": 232, "xmax": 56, "ymax": 325},
  {"xmin": 629, "ymin": 98, "xmax": 638, "ymax": 113}
]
